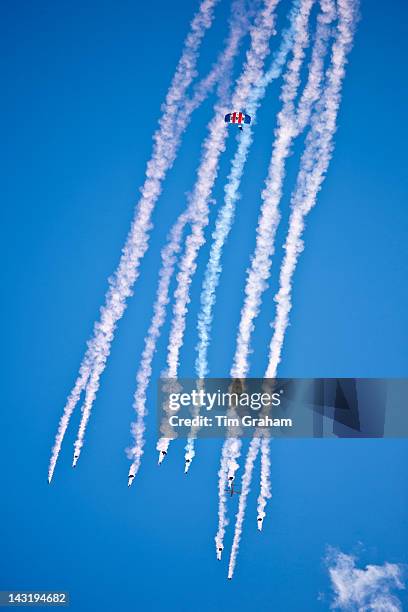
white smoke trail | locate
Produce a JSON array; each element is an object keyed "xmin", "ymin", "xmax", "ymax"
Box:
[
  {"xmin": 47, "ymin": 0, "xmax": 221, "ymax": 482},
  {"xmin": 196, "ymin": 0, "xmax": 301, "ymax": 383},
  {"xmin": 226, "ymin": 0, "xmax": 334, "ymax": 510},
  {"xmin": 155, "ymin": 114, "xmax": 236, "ymax": 456},
  {"xmin": 227, "ymin": 437, "xmax": 261, "ymax": 579},
  {"xmin": 228, "ymin": 0, "xmax": 357, "ymax": 579},
  {"xmin": 215, "ymin": 437, "xmax": 234, "ymax": 559},
  {"xmin": 188, "ymin": 0, "xmax": 302, "ymax": 474},
  {"xmin": 48, "ymin": 359, "xmax": 93, "ymax": 479},
  {"xmin": 295, "ymin": 0, "xmax": 336, "ymax": 131},
  {"xmin": 179, "ymin": 0, "xmax": 260, "ymax": 136},
  {"xmin": 256, "ymin": 436, "xmax": 272, "ymax": 530},
  {"xmin": 126, "ymin": 214, "xmax": 189, "ymax": 482},
  {"xmin": 169, "ymin": 0, "xmax": 281, "ymax": 379},
  {"xmin": 265, "ymin": 0, "xmax": 358, "ymax": 379},
  {"xmin": 216, "ymin": 0, "xmax": 314, "ymax": 557},
  {"xmin": 256, "ymin": 0, "xmax": 336, "ymax": 529},
  {"xmin": 157, "ymin": 0, "xmax": 281, "ymax": 460},
  {"xmin": 224, "ymin": 0, "xmax": 336, "ymax": 568},
  {"xmin": 126, "ymin": 2, "xmax": 252, "ymax": 483},
  {"xmin": 231, "ymin": 0, "xmax": 314, "ymax": 380}
]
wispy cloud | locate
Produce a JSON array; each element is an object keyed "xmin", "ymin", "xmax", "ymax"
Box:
[{"xmin": 325, "ymin": 547, "xmax": 405, "ymax": 611}]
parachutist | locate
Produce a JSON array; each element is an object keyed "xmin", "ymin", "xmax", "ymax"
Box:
[
  {"xmin": 224, "ymin": 111, "xmax": 251, "ymax": 130},
  {"xmin": 158, "ymin": 450, "xmax": 167, "ymax": 465}
]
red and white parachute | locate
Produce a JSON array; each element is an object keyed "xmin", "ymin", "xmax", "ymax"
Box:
[{"xmin": 224, "ymin": 111, "xmax": 252, "ymax": 130}]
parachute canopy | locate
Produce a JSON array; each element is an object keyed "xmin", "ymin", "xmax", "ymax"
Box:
[{"xmin": 224, "ymin": 111, "xmax": 251, "ymax": 126}]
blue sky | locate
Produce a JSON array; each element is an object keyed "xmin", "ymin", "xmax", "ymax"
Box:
[{"xmin": 2, "ymin": 0, "xmax": 408, "ymax": 610}]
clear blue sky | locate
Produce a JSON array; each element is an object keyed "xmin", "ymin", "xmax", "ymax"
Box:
[{"xmin": 1, "ymin": 0, "xmax": 407, "ymax": 610}]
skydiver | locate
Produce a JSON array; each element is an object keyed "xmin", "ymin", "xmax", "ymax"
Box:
[{"xmin": 158, "ymin": 450, "xmax": 167, "ymax": 465}]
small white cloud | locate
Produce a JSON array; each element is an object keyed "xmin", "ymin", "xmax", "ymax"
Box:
[{"xmin": 325, "ymin": 547, "xmax": 405, "ymax": 611}]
